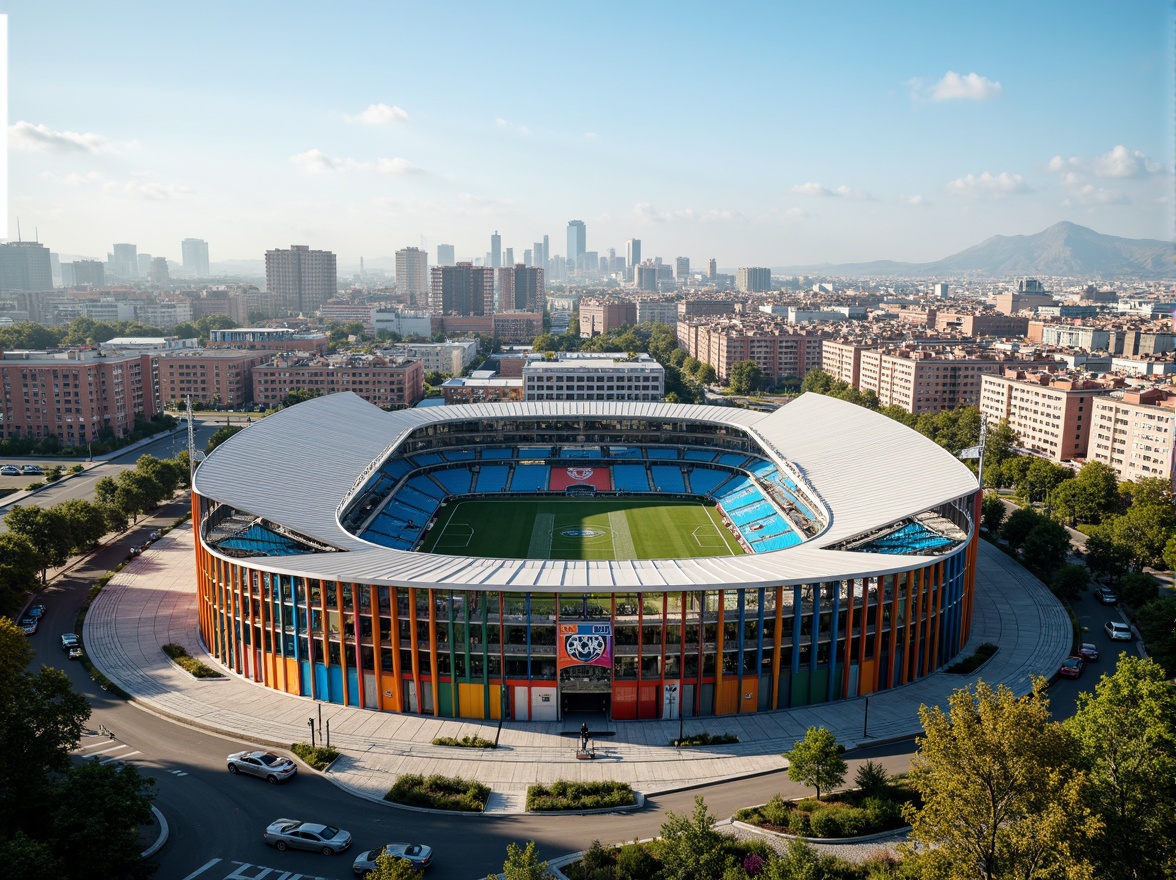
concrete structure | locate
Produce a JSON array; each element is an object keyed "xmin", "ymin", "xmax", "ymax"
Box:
[
  {"xmin": 436, "ymin": 244, "xmax": 455, "ymax": 267},
  {"xmin": 626, "ymin": 239, "xmax": 641, "ymax": 274},
  {"xmin": 394, "ymin": 247, "xmax": 429, "ymax": 306},
  {"xmin": 383, "ymin": 339, "xmax": 478, "ymax": 376},
  {"xmin": 675, "ymin": 257, "xmax": 690, "ymax": 280},
  {"xmin": 678, "ymin": 318, "xmax": 827, "ymax": 384},
  {"xmin": 265, "ymin": 245, "xmax": 338, "ymax": 315},
  {"xmin": 737, "ymin": 267, "xmax": 772, "ymax": 293},
  {"xmin": 181, "ymin": 238, "xmax": 210, "ymax": 278},
  {"xmin": 1089, "ymin": 387, "xmax": 1176, "ymax": 482},
  {"xmin": 980, "ymin": 369, "xmax": 1113, "ymax": 461},
  {"xmin": 0, "ymin": 241, "xmax": 54, "ymax": 293},
  {"xmin": 252, "ymin": 354, "xmax": 424, "ymax": 410},
  {"xmin": 191, "ymin": 392, "xmax": 980, "ymax": 721},
  {"xmin": 440, "ymin": 375, "xmax": 524, "ymax": 404},
  {"xmin": 635, "ymin": 300, "xmax": 679, "ymax": 326},
  {"xmin": 109, "ymin": 243, "xmax": 139, "ymax": 280},
  {"xmin": 522, "ymin": 352, "xmax": 665, "ymax": 401},
  {"xmin": 138, "ymin": 301, "xmax": 194, "ymax": 330},
  {"xmin": 64, "ymin": 260, "xmax": 105, "ymax": 288},
  {"xmin": 158, "ymin": 349, "xmax": 271, "ymax": 409},
  {"xmin": 429, "ymin": 263, "xmax": 495, "ymax": 317},
  {"xmin": 489, "ymin": 311, "xmax": 544, "ymax": 344},
  {"xmin": 567, "ymin": 220, "xmax": 586, "ymax": 273},
  {"xmin": 0, "ymin": 347, "xmax": 161, "ymax": 445},
  {"xmin": 993, "ymin": 290, "xmax": 1054, "ymax": 315},
  {"xmin": 498, "ymin": 265, "xmax": 545, "ymax": 312},
  {"xmin": 634, "ymin": 264, "xmax": 659, "ymax": 292},
  {"xmin": 580, "ymin": 298, "xmax": 637, "ymax": 338},
  {"xmin": 490, "ymin": 232, "xmax": 502, "ymax": 270},
  {"xmin": 371, "ymin": 309, "xmax": 432, "ymax": 339},
  {"xmin": 207, "ymin": 327, "xmax": 329, "ymax": 354}
]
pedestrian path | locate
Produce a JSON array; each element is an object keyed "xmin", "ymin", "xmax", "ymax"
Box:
[{"xmin": 85, "ymin": 526, "xmax": 1073, "ymax": 813}]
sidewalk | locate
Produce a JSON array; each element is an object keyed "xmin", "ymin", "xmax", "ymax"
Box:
[{"xmin": 85, "ymin": 527, "xmax": 1072, "ymax": 813}]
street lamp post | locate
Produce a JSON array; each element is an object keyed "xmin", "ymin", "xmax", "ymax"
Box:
[{"xmin": 308, "ymin": 717, "xmax": 316, "ymax": 748}]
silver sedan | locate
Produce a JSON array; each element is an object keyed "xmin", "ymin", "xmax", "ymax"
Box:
[
  {"xmin": 263, "ymin": 819, "xmax": 352, "ymax": 855},
  {"xmin": 227, "ymin": 750, "xmax": 297, "ymax": 783}
]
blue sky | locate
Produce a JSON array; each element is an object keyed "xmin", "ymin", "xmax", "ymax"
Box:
[{"xmin": 5, "ymin": 1, "xmax": 1172, "ymax": 270}]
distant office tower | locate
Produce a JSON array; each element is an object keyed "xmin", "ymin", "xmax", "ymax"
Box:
[
  {"xmin": 736, "ymin": 267, "xmax": 772, "ymax": 293},
  {"xmin": 582, "ymin": 251, "xmax": 599, "ymax": 274},
  {"xmin": 149, "ymin": 256, "xmax": 170, "ymax": 284},
  {"xmin": 933, "ymin": 282, "xmax": 949, "ymax": 298},
  {"xmin": 675, "ymin": 257, "xmax": 690, "ymax": 280},
  {"xmin": 437, "ymin": 244, "xmax": 456, "ymax": 267},
  {"xmin": 265, "ymin": 244, "xmax": 338, "ymax": 314},
  {"xmin": 0, "ymin": 241, "xmax": 54, "ymax": 291},
  {"xmin": 491, "ymin": 231, "xmax": 502, "ymax": 269},
  {"xmin": 567, "ymin": 220, "xmax": 586, "ymax": 272},
  {"xmin": 429, "ymin": 263, "xmax": 495, "ymax": 316},
  {"xmin": 523, "ymin": 249, "xmax": 533, "ymax": 267},
  {"xmin": 708, "ymin": 258, "xmax": 717, "ymax": 279},
  {"xmin": 137, "ymin": 253, "xmax": 154, "ymax": 277},
  {"xmin": 110, "ymin": 243, "xmax": 138, "ymax": 279},
  {"xmin": 395, "ymin": 247, "xmax": 429, "ymax": 304},
  {"xmin": 635, "ymin": 264, "xmax": 658, "ymax": 292},
  {"xmin": 626, "ymin": 239, "xmax": 641, "ymax": 270},
  {"xmin": 70, "ymin": 259, "xmax": 105, "ymax": 287},
  {"xmin": 532, "ymin": 241, "xmax": 544, "ymax": 270},
  {"xmin": 504, "ymin": 247, "xmax": 513, "ymax": 267},
  {"xmin": 543, "ymin": 235, "xmax": 550, "ymax": 269},
  {"xmin": 498, "ymin": 265, "xmax": 546, "ymax": 312},
  {"xmin": 181, "ymin": 238, "xmax": 210, "ymax": 277}
]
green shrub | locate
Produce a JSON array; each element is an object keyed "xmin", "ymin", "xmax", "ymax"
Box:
[
  {"xmin": 527, "ymin": 780, "xmax": 635, "ymax": 812},
  {"xmin": 670, "ymin": 732, "xmax": 739, "ymax": 747},
  {"xmin": 944, "ymin": 642, "xmax": 998, "ymax": 674},
  {"xmin": 788, "ymin": 809, "xmax": 811, "ymax": 835},
  {"xmin": 290, "ymin": 742, "xmax": 339, "ymax": 770},
  {"xmin": 385, "ymin": 773, "xmax": 490, "ymax": 811},
  {"xmin": 431, "ymin": 734, "xmax": 496, "ymax": 749},
  {"xmin": 855, "ymin": 759, "xmax": 890, "ymax": 796},
  {"xmin": 162, "ymin": 643, "xmax": 224, "ymax": 678},
  {"xmin": 615, "ymin": 843, "xmax": 658, "ymax": 879},
  {"xmin": 808, "ymin": 803, "xmax": 868, "ymax": 838}
]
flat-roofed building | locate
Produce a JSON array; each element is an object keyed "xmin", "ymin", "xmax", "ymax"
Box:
[
  {"xmin": 635, "ymin": 300, "xmax": 679, "ymax": 326},
  {"xmin": 440, "ymin": 375, "xmax": 524, "ymax": 404},
  {"xmin": 429, "ymin": 263, "xmax": 494, "ymax": 316},
  {"xmin": 678, "ymin": 318, "xmax": 828, "ymax": 384},
  {"xmin": 1090, "ymin": 387, "xmax": 1175, "ymax": 481},
  {"xmin": 158, "ymin": 349, "xmax": 272, "ymax": 409},
  {"xmin": 980, "ymin": 369, "xmax": 1113, "ymax": 461},
  {"xmin": 264, "ymin": 244, "xmax": 337, "ymax": 314},
  {"xmin": 579, "ymin": 298, "xmax": 636, "ymax": 338},
  {"xmin": 383, "ymin": 339, "xmax": 478, "ymax": 376},
  {"xmin": 252, "ymin": 354, "xmax": 424, "ymax": 410},
  {"xmin": 522, "ymin": 352, "xmax": 664, "ymax": 402},
  {"xmin": 207, "ymin": 327, "xmax": 329, "ymax": 354}
]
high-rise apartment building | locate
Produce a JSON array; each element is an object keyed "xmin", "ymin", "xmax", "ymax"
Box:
[
  {"xmin": 532, "ymin": 241, "xmax": 545, "ymax": 270},
  {"xmin": 498, "ymin": 265, "xmax": 546, "ymax": 312},
  {"xmin": 181, "ymin": 238, "xmax": 210, "ymax": 277},
  {"xmin": 264, "ymin": 244, "xmax": 338, "ymax": 314},
  {"xmin": 708, "ymin": 258, "xmax": 717, "ymax": 279},
  {"xmin": 567, "ymin": 220, "xmax": 586, "ymax": 272},
  {"xmin": 109, "ymin": 243, "xmax": 138, "ymax": 279},
  {"xmin": 0, "ymin": 241, "xmax": 54, "ymax": 292},
  {"xmin": 1089, "ymin": 387, "xmax": 1175, "ymax": 482},
  {"xmin": 736, "ymin": 267, "xmax": 772, "ymax": 293},
  {"xmin": 626, "ymin": 239, "xmax": 641, "ymax": 271},
  {"xmin": 429, "ymin": 263, "xmax": 495, "ymax": 316},
  {"xmin": 634, "ymin": 264, "xmax": 658, "ymax": 292},
  {"xmin": 436, "ymin": 244, "xmax": 456, "ymax": 267},
  {"xmin": 579, "ymin": 297, "xmax": 637, "ymax": 337},
  {"xmin": 675, "ymin": 257, "xmax": 690, "ymax": 280},
  {"xmin": 980, "ymin": 369, "xmax": 1112, "ymax": 461},
  {"xmin": 490, "ymin": 231, "xmax": 502, "ymax": 269},
  {"xmin": 69, "ymin": 260, "xmax": 105, "ymax": 288},
  {"xmin": 149, "ymin": 256, "xmax": 170, "ymax": 285},
  {"xmin": 395, "ymin": 247, "xmax": 429, "ymax": 305}
]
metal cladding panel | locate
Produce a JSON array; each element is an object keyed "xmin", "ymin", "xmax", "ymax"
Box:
[{"xmin": 196, "ymin": 392, "xmax": 977, "ymax": 590}]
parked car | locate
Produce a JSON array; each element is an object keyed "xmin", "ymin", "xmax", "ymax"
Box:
[
  {"xmin": 20, "ymin": 465, "xmax": 43, "ymax": 475},
  {"xmin": 227, "ymin": 750, "xmax": 297, "ymax": 783},
  {"xmin": 1077, "ymin": 643, "xmax": 1099, "ymax": 662},
  {"xmin": 263, "ymin": 819, "xmax": 351, "ymax": 854},
  {"xmin": 19, "ymin": 617, "xmax": 38, "ymax": 635},
  {"xmin": 67, "ymin": 645, "xmax": 84, "ymax": 661},
  {"xmin": 1104, "ymin": 621, "xmax": 1132, "ymax": 641},
  {"xmin": 1058, "ymin": 656, "xmax": 1085, "ymax": 678},
  {"xmin": 27, "ymin": 604, "xmax": 46, "ymax": 619},
  {"xmin": 352, "ymin": 842, "xmax": 434, "ymax": 874},
  {"xmin": 0, "ymin": 465, "xmax": 21, "ymax": 476},
  {"xmin": 60, "ymin": 633, "xmax": 80, "ymax": 652},
  {"xmin": 1093, "ymin": 586, "xmax": 1118, "ymax": 604}
]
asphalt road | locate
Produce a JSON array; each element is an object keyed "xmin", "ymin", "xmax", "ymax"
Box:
[{"xmin": 20, "ymin": 493, "xmax": 1146, "ymax": 880}]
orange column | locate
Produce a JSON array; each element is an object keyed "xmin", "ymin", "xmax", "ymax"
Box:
[
  {"xmin": 714, "ymin": 591, "xmax": 725, "ymax": 714},
  {"xmin": 841, "ymin": 580, "xmax": 856, "ymax": 696},
  {"xmin": 390, "ymin": 587, "xmax": 404, "ymax": 712},
  {"xmin": 408, "ymin": 587, "xmax": 422, "ymax": 714},
  {"xmin": 428, "ymin": 589, "xmax": 439, "ymax": 717},
  {"xmin": 770, "ymin": 586, "xmax": 783, "ymax": 711},
  {"xmin": 901, "ymin": 570, "xmax": 915, "ymax": 684}
]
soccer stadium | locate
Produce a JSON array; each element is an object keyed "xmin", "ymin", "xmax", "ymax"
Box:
[{"xmin": 191, "ymin": 392, "xmax": 981, "ymax": 721}]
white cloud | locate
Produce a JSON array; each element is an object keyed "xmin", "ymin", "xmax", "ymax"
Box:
[
  {"xmin": 1090, "ymin": 145, "xmax": 1162, "ymax": 178},
  {"xmin": 1061, "ymin": 184, "xmax": 1131, "ymax": 206},
  {"xmin": 9, "ymin": 121, "xmax": 110, "ymax": 153},
  {"xmin": 632, "ymin": 203, "xmax": 736, "ymax": 223},
  {"xmin": 344, "ymin": 103, "xmax": 409, "ymax": 125},
  {"xmin": 908, "ymin": 71, "xmax": 1001, "ymax": 103},
  {"xmin": 945, "ymin": 171, "xmax": 1030, "ymax": 197},
  {"xmin": 791, "ymin": 182, "xmax": 875, "ymax": 200},
  {"xmin": 582, "ymin": 131, "xmax": 598, "ymax": 139},
  {"xmin": 290, "ymin": 149, "xmax": 422, "ymax": 175},
  {"xmin": 898, "ymin": 194, "xmax": 929, "ymax": 206},
  {"xmin": 495, "ymin": 117, "xmax": 531, "ymax": 135}
]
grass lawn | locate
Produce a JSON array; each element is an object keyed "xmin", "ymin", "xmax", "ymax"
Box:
[{"xmin": 418, "ymin": 497, "xmax": 744, "ymax": 561}]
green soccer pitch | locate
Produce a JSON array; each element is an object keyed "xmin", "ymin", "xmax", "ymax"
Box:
[{"xmin": 417, "ymin": 498, "xmax": 746, "ymax": 561}]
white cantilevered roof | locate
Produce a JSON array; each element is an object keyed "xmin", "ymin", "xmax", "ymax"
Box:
[{"xmin": 192, "ymin": 392, "xmax": 979, "ymax": 590}]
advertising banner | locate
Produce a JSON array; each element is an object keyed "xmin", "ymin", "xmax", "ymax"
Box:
[{"xmin": 557, "ymin": 622, "xmax": 613, "ymax": 670}]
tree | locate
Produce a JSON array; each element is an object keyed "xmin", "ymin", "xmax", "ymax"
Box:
[
  {"xmin": 728, "ymin": 359, "xmax": 764, "ymax": 395},
  {"xmin": 1118, "ymin": 476, "xmax": 1174, "ymax": 511},
  {"xmin": 282, "ymin": 387, "xmax": 323, "ymax": 408},
  {"xmin": 983, "ymin": 419, "xmax": 1019, "ymax": 487},
  {"xmin": 1109, "ymin": 503, "xmax": 1175, "ymax": 570},
  {"xmin": 136, "ymin": 454, "xmax": 181, "ymax": 498},
  {"xmin": 489, "ymin": 840, "xmax": 554, "ymax": 880},
  {"xmin": 0, "ymin": 532, "xmax": 40, "ymax": 610},
  {"xmin": 1083, "ymin": 528, "xmax": 1132, "ymax": 585},
  {"xmin": 3, "ymin": 505, "xmax": 72, "ymax": 583},
  {"xmin": 1064, "ymin": 656, "xmax": 1176, "ymax": 880},
  {"xmin": 207, "ymin": 425, "xmax": 244, "ymax": 452},
  {"xmin": 980, "ymin": 493, "xmax": 1006, "ymax": 534},
  {"xmin": 1020, "ymin": 517, "xmax": 1071, "ymax": 579},
  {"xmin": 656, "ymin": 796, "xmax": 729, "ymax": 880},
  {"xmin": 902, "ymin": 678, "xmax": 1099, "ymax": 880},
  {"xmin": 56, "ymin": 499, "xmax": 108, "ymax": 553},
  {"xmin": 114, "ymin": 469, "xmax": 163, "ymax": 524},
  {"xmin": 783, "ymin": 726, "xmax": 846, "ymax": 801},
  {"xmin": 1051, "ymin": 563, "xmax": 1089, "ymax": 601},
  {"xmin": 1016, "ymin": 457, "xmax": 1072, "ymax": 505},
  {"xmin": 1000, "ymin": 506, "xmax": 1040, "ymax": 550},
  {"xmin": 364, "ymin": 853, "xmax": 421, "ymax": 880},
  {"xmin": 51, "ymin": 761, "xmax": 155, "ymax": 880},
  {"xmin": 1117, "ymin": 571, "xmax": 1159, "ymax": 608}
]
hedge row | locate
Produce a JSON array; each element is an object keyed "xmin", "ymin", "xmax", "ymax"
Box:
[
  {"xmin": 385, "ymin": 773, "xmax": 490, "ymax": 812},
  {"xmin": 526, "ymin": 780, "xmax": 635, "ymax": 812}
]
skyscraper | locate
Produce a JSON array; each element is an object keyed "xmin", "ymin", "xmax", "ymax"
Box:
[
  {"xmin": 490, "ymin": 231, "xmax": 502, "ymax": 269},
  {"xmin": 395, "ymin": 246, "xmax": 429, "ymax": 305},
  {"xmin": 532, "ymin": 241, "xmax": 544, "ymax": 271},
  {"xmin": 149, "ymin": 256, "xmax": 170, "ymax": 285},
  {"xmin": 0, "ymin": 241, "xmax": 53, "ymax": 292},
  {"xmin": 429, "ymin": 263, "xmax": 495, "ymax": 316},
  {"xmin": 736, "ymin": 267, "xmax": 772, "ymax": 293},
  {"xmin": 265, "ymin": 244, "xmax": 338, "ymax": 314},
  {"xmin": 567, "ymin": 220, "xmax": 586, "ymax": 273},
  {"xmin": 437, "ymin": 244, "xmax": 456, "ymax": 266},
  {"xmin": 543, "ymin": 235, "xmax": 550, "ymax": 270},
  {"xmin": 675, "ymin": 257, "xmax": 690, "ymax": 280},
  {"xmin": 708, "ymin": 258, "xmax": 717, "ymax": 279},
  {"xmin": 498, "ymin": 265, "xmax": 546, "ymax": 312},
  {"xmin": 110, "ymin": 243, "xmax": 138, "ymax": 279},
  {"xmin": 504, "ymin": 247, "xmax": 513, "ymax": 267},
  {"xmin": 181, "ymin": 238, "xmax": 210, "ymax": 277},
  {"xmin": 626, "ymin": 238, "xmax": 641, "ymax": 271}
]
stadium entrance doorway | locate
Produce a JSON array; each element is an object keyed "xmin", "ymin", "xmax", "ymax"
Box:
[
  {"xmin": 562, "ymin": 691, "xmax": 610, "ymax": 718},
  {"xmin": 559, "ymin": 664, "xmax": 612, "ymax": 719}
]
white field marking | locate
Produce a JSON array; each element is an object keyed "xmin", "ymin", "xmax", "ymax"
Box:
[
  {"xmin": 528, "ymin": 511, "xmax": 555, "ymax": 558},
  {"xmin": 608, "ymin": 510, "xmax": 636, "ymax": 558},
  {"xmin": 699, "ymin": 505, "xmax": 739, "ymax": 555},
  {"xmin": 435, "ymin": 519, "xmax": 473, "ymax": 549}
]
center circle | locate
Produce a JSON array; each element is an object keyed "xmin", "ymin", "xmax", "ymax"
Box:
[{"xmin": 561, "ymin": 528, "xmax": 605, "ymax": 537}]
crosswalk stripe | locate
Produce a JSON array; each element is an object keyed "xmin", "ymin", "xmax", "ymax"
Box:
[{"xmin": 85, "ymin": 744, "xmax": 128, "ymax": 757}]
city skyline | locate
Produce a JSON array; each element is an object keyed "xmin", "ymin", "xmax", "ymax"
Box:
[{"xmin": 5, "ymin": 1, "xmax": 1171, "ymax": 268}]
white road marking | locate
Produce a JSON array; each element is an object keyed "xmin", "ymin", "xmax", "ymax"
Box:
[{"xmin": 178, "ymin": 858, "xmax": 222, "ymax": 880}]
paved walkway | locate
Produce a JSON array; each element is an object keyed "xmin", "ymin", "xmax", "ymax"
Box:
[{"xmin": 86, "ymin": 527, "xmax": 1072, "ymax": 813}]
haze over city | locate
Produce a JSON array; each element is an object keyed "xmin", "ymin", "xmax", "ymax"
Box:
[{"xmin": 5, "ymin": 0, "xmax": 1171, "ymax": 270}]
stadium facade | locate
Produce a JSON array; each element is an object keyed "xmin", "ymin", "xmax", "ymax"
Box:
[{"xmin": 191, "ymin": 393, "xmax": 981, "ymax": 721}]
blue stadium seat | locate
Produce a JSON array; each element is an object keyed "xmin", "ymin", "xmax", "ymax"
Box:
[
  {"xmin": 474, "ymin": 465, "xmax": 510, "ymax": 492},
  {"xmin": 613, "ymin": 464, "xmax": 651, "ymax": 492},
  {"xmin": 433, "ymin": 469, "xmax": 473, "ymax": 495},
  {"xmin": 512, "ymin": 464, "xmax": 550, "ymax": 492},
  {"xmin": 650, "ymin": 464, "xmax": 686, "ymax": 493}
]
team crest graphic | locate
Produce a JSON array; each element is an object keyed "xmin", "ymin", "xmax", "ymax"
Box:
[
  {"xmin": 561, "ymin": 528, "xmax": 604, "ymax": 538},
  {"xmin": 564, "ymin": 633, "xmax": 607, "ymax": 664},
  {"xmin": 567, "ymin": 467, "xmax": 594, "ymax": 481}
]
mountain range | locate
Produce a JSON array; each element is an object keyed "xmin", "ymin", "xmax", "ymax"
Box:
[{"xmin": 776, "ymin": 222, "xmax": 1174, "ymax": 279}]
